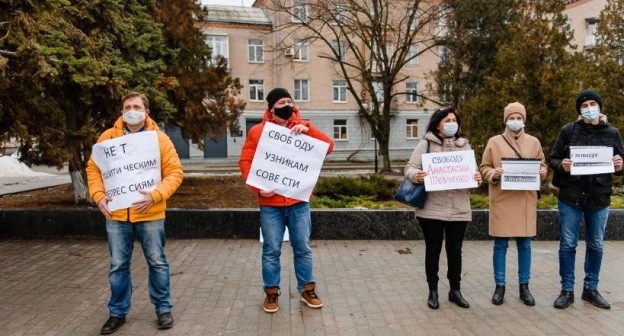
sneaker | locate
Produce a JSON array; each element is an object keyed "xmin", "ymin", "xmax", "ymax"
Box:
[
  {"xmin": 263, "ymin": 287, "xmax": 279, "ymax": 313},
  {"xmin": 301, "ymin": 283, "xmax": 323, "ymax": 308}
]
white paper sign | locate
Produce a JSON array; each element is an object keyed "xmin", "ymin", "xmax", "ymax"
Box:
[
  {"xmin": 246, "ymin": 122, "xmax": 330, "ymax": 201},
  {"xmin": 501, "ymin": 159, "xmax": 541, "ymax": 191},
  {"xmin": 422, "ymin": 150, "xmax": 478, "ymax": 191},
  {"xmin": 570, "ymin": 146, "xmax": 614, "ymax": 175},
  {"xmin": 91, "ymin": 131, "xmax": 162, "ymax": 211}
]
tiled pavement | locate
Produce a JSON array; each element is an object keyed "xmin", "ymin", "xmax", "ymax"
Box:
[{"xmin": 1, "ymin": 239, "xmax": 623, "ymax": 336}]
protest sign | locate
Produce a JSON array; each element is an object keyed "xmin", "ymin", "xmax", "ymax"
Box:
[
  {"xmin": 501, "ymin": 158, "xmax": 541, "ymax": 190},
  {"xmin": 570, "ymin": 146, "xmax": 614, "ymax": 175},
  {"xmin": 91, "ymin": 131, "xmax": 161, "ymax": 211},
  {"xmin": 422, "ymin": 150, "xmax": 478, "ymax": 191},
  {"xmin": 246, "ymin": 122, "xmax": 330, "ymax": 201}
]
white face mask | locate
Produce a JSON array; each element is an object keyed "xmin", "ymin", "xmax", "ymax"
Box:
[
  {"xmin": 580, "ymin": 106, "xmax": 599, "ymax": 122},
  {"xmin": 506, "ymin": 119, "xmax": 525, "ymax": 132},
  {"xmin": 442, "ymin": 122, "xmax": 458, "ymax": 137},
  {"xmin": 123, "ymin": 109, "xmax": 146, "ymax": 126}
]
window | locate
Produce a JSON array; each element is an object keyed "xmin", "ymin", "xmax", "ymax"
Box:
[
  {"xmin": 331, "ymin": 3, "xmax": 347, "ymax": 25},
  {"xmin": 407, "ymin": 44, "xmax": 418, "ymax": 65},
  {"xmin": 292, "ymin": 0, "xmax": 308, "ymax": 23},
  {"xmin": 438, "ymin": 45, "xmax": 450, "ymax": 64},
  {"xmin": 294, "ymin": 79, "xmax": 309, "ymax": 101},
  {"xmin": 206, "ymin": 35, "xmax": 229, "ymax": 65},
  {"xmin": 406, "ymin": 119, "xmax": 419, "ymax": 139},
  {"xmin": 331, "ymin": 40, "xmax": 347, "ymax": 61},
  {"xmin": 406, "ymin": 8, "xmax": 419, "ymax": 30},
  {"xmin": 333, "ymin": 120, "xmax": 348, "ymax": 140},
  {"xmin": 585, "ymin": 19, "xmax": 599, "ymax": 48},
  {"xmin": 249, "ymin": 80, "xmax": 264, "ymax": 101},
  {"xmin": 406, "ymin": 82, "xmax": 419, "ymax": 103},
  {"xmin": 293, "ymin": 40, "xmax": 309, "ymax": 61},
  {"xmin": 436, "ymin": 4, "xmax": 450, "ymax": 37},
  {"xmin": 371, "ymin": 43, "xmax": 393, "ymax": 73},
  {"xmin": 372, "ymin": 81, "xmax": 384, "ymax": 101},
  {"xmin": 248, "ymin": 39, "xmax": 264, "ymax": 63},
  {"xmin": 333, "ymin": 80, "xmax": 347, "ymax": 102}
]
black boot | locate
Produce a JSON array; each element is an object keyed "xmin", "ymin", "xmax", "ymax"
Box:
[
  {"xmin": 519, "ymin": 283, "xmax": 535, "ymax": 306},
  {"xmin": 491, "ymin": 285, "xmax": 505, "ymax": 305},
  {"xmin": 448, "ymin": 290, "xmax": 470, "ymax": 308},
  {"xmin": 553, "ymin": 290, "xmax": 574, "ymax": 309},
  {"xmin": 581, "ymin": 288, "xmax": 611, "ymax": 309},
  {"xmin": 427, "ymin": 289, "xmax": 439, "ymax": 309}
]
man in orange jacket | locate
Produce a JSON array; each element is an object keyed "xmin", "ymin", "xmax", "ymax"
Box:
[
  {"xmin": 239, "ymin": 87, "xmax": 334, "ymax": 313},
  {"xmin": 86, "ymin": 92, "xmax": 183, "ymax": 334}
]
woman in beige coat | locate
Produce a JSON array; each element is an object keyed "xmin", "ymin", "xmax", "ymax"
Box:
[
  {"xmin": 405, "ymin": 107, "xmax": 482, "ymax": 310},
  {"xmin": 479, "ymin": 102, "xmax": 547, "ymax": 306}
]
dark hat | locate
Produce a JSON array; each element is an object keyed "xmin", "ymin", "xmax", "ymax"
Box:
[
  {"xmin": 575, "ymin": 90, "xmax": 603, "ymax": 114},
  {"xmin": 266, "ymin": 88, "xmax": 292, "ymax": 110}
]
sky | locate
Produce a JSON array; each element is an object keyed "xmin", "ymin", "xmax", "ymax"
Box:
[{"xmin": 199, "ymin": 0, "xmax": 254, "ymax": 6}]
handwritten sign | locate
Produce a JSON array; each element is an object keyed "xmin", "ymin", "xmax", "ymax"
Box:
[
  {"xmin": 246, "ymin": 122, "xmax": 329, "ymax": 201},
  {"xmin": 570, "ymin": 146, "xmax": 614, "ymax": 175},
  {"xmin": 422, "ymin": 150, "xmax": 478, "ymax": 191},
  {"xmin": 91, "ymin": 131, "xmax": 161, "ymax": 211},
  {"xmin": 501, "ymin": 159, "xmax": 541, "ymax": 190}
]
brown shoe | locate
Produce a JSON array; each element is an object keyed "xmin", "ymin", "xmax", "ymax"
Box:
[
  {"xmin": 263, "ymin": 287, "xmax": 279, "ymax": 313},
  {"xmin": 301, "ymin": 283, "xmax": 323, "ymax": 308}
]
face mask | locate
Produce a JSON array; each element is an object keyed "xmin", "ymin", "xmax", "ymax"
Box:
[
  {"xmin": 123, "ymin": 109, "xmax": 146, "ymax": 126},
  {"xmin": 580, "ymin": 106, "xmax": 599, "ymax": 122},
  {"xmin": 273, "ymin": 105, "xmax": 293, "ymax": 120},
  {"xmin": 442, "ymin": 122, "xmax": 458, "ymax": 137},
  {"xmin": 506, "ymin": 119, "xmax": 525, "ymax": 132}
]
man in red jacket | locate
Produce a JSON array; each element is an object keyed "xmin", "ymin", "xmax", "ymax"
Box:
[{"xmin": 239, "ymin": 87, "xmax": 334, "ymax": 313}]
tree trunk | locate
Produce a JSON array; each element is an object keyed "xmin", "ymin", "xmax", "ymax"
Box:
[{"xmin": 70, "ymin": 169, "xmax": 89, "ymax": 204}]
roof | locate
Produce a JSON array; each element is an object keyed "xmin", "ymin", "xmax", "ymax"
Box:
[{"xmin": 205, "ymin": 5, "xmax": 272, "ymax": 26}]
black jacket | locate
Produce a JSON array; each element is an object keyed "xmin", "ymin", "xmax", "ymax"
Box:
[{"xmin": 549, "ymin": 119, "xmax": 624, "ymax": 209}]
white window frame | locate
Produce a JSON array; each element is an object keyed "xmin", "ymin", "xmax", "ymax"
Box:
[
  {"xmin": 292, "ymin": 0, "xmax": 308, "ymax": 23},
  {"xmin": 249, "ymin": 79, "xmax": 264, "ymax": 101},
  {"xmin": 248, "ymin": 39, "xmax": 264, "ymax": 63},
  {"xmin": 331, "ymin": 3, "xmax": 347, "ymax": 25},
  {"xmin": 332, "ymin": 80, "xmax": 348, "ymax": 103},
  {"xmin": 372, "ymin": 81, "xmax": 384, "ymax": 101},
  {"xmin": 406, "ymin": 119, "xmax": 419, "ymax": 139},
  {"xmin": 408, "ymin": 44, "xmax": 419, "ymax": 65},
  {"xmin": 293, "ymin": 40, "xmax": 309, "ymax": 61},
  {"xmin": 438, "ymin": 45, "xmax": 450, "ymax": 64},
  {"xmin": 294, "ymin": 79, "xmax": 309, "ymax": 101},
  {"xmin": 333, "ymin": 119, "xmax": 348, "ymax": 140},
  {"xmin": 331, "ymin": 40, "xmax": 347, "ymax": 61},
  {"xmin": 406, "ymin": 82, "xmax": 419, "ymax": 103},
  {"xmin": 206, "ymin": 35, "xmax": 229, "ymax": 66}
]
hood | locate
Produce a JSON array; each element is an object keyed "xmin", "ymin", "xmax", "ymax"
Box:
[
  {"xmin": 424, "ymin": 131, "xmax": 468, "ymax": 147},
  {"xmin": 576, "ymin": 113, "xmax": 608, "ymax": 125}
]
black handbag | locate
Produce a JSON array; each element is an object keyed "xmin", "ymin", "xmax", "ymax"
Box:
[{"xmin": 395, "ymin": 141, "xmax": 429, "ymax": 208}]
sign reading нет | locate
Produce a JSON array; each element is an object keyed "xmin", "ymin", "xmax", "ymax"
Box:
[
  {"xmin": 246, "ymin": 122, "xmax": 329, "ymax": 201},
  {"xmin": 91, "ymin": 131, "xmax": 162, "ymax": 211}
]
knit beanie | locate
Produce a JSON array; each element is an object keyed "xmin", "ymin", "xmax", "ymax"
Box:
[
  {"xmin": 503, "ymin": 102, "xmax": 526, "ymax": 122},
  {"xmin": 266, "ymin": 88, "xmax": 292, "ymax": 110},
  {"xmin": 575, "ymin": 90, "xmax": 603, "ymax": 114}
]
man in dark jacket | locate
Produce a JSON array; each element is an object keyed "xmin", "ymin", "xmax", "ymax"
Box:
[{"xmin": 549, "ymin": 90, "xmax": 624, "ymax": 309}]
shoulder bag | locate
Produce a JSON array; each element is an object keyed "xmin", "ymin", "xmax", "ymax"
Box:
[{"xmin": 395, "ymin": 141, "xmax": 430, "ymax": 208}]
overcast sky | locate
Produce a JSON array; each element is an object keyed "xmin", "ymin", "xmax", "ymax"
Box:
[{"xmin": 199, "ymin": 0, "xmax": 253, "ymax": 6}]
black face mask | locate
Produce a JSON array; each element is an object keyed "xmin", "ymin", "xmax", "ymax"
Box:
[{"xmin": 273, "ymin": 105, "xmax": 293, "ymax": 120}]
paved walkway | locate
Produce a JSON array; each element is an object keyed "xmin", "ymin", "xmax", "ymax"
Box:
[{"xmin": 1, "ymin": 239, "xmax": 622, "ymax": 335}]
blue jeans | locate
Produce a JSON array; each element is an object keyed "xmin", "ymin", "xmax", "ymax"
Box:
[
  {"xmin": 106, "ymin": 219, "xmax": 172, "ymax": 317},
  {"xmin": 557, "ymin": 200, "xmax": 608, "ymax": 291},
  {"xmin": 260, "ymin": 202, "xmax": 314, "ymax": 293},
  {"xmin": 493, "ymin": 237, "xmax": 532, "ymax": 286}
]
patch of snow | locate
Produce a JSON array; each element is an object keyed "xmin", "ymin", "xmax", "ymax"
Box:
[{"xmin": 0, "ymin": 155, "xmax": 53, "ymax": 177}]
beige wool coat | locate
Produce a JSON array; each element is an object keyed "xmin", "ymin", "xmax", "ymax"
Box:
[
  {"xmin": 404, "ymin": 132, "xmax": 474, "ymax": 222},
  {"xmin": 479, "ymin": 129, "xmax": 546, "ymax": 237}
]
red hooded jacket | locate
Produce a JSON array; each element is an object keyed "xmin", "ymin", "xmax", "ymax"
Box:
[{"xmin": 239, "ymin": 107, "xmax": 334, "ymax": 206}]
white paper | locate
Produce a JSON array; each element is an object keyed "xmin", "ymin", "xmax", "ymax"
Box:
[
  {"xmin": 246, "ymin": 122, "xmax": 330, "ymax": 201},
  {"xmin": 570, "ymin": 146, "xmax": 614, "ymax": 175},
  {"xmin": 501, "ymin": 159, "xmax": 541, "ymax": 191},
  {"xmin": 91, "ymin": 131, "xmax": 162, "ymax": 211},
  {"xmin": 422, "ymin": 150, "xmax": 478, "ymax": 191}
]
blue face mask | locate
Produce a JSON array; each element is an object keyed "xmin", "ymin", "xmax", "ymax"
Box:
[
  {"xmin": 506, "ymin": 120, "xmax": 525, "ymax": 132},
  {"xmin": 442, "ymin": 122, "xmax": 458, "ymax": 137},
  {"xmin": 580, "ymin": 106, "xmax": 599, "ymax": 122}
]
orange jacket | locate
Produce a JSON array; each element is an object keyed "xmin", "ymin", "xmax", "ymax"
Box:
[
  {"xmin": 239, "ymin": 107, "xmax": 334, "ymax": 207},
  {"xmin": 86, "ymin": 116, "xmax": 184, "ymax": 222}
]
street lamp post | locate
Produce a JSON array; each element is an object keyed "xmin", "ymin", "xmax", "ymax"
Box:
[{"xmin": 373, "ymin": 137, "xmax": 378, "ymax": 173}]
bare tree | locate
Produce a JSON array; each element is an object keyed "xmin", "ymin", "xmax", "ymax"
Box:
[{"xmin": 263, "ymin": 0, "xmax": 441, "ymax": 172}]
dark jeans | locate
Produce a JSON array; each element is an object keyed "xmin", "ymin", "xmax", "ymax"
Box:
[{"xmin": 417, "ymin": 217, "xmax": 468, "ymax": 290}]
